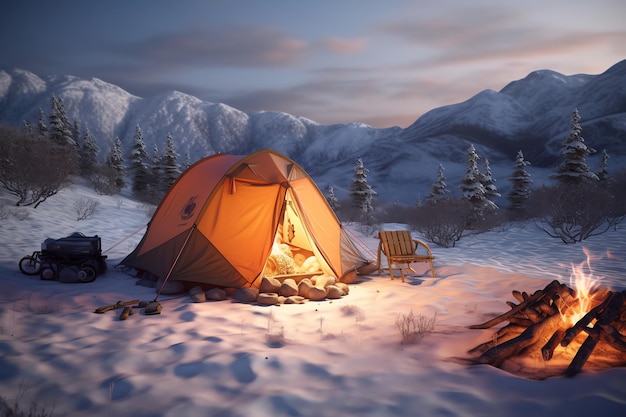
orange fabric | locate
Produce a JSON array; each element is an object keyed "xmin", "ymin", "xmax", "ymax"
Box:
[
  {"xmin": 121, "ymin": 149, "xmax": 368, "ymax": 288},
  {"xmin": 197, "ymin": 182, "xmax": 285, "ymax": 281},
  {"xmin": 136, "ymin": 154, "xmax": 243, "ymax": 256}
]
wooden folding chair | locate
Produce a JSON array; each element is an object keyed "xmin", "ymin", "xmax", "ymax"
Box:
[{"xmin": 376, "ymin": 230, "xmax": 435, "ymax": 282}]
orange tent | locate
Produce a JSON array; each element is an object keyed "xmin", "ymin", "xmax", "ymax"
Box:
[{"xmin": 121, "ymin": 149, "xmax": 369, "ymax": 290}]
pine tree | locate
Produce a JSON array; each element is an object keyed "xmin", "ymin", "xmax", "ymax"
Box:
[
  {"xmin": 460, "ymin": 144, "xmax": 494, "ymax": 222},
  {"xmin": 325, "ymin": 184, "xmax": 339, "ymax": 211},
  {"xmin": 183, "ymin": 150, "xmax": 192, "ymax": 171},
  {"xmin": 550, "ymin": 108, "xmax": 598, "ymax": 185},
  {"xmin": 481, "ymin": 158, "xmax": 500, "ymax": 208},
  {"xmin": 129, "ymin": 124, "xmax": 151, "ymax": 195},
  {"xmin": 22, "ymin": 120, "xmax": 33, "ymax": 135},
  {"xmin": 507, "ymin": 150, "xmax": 532, "ymax": 214},
  {"xmin": 349, "ymin": 157, "xmax": 376, "ymax": 214},
  {"xmin": 37, "ymin": 107, "xmax": 47, "ymax": 137},
  {"xmin": 149, "ymin": 143, "xmax": 162, "ymax": 195},
  {"xmin": 426, "ymin": 163, "xmax": 450, "ymax": 204},
  {"xmin": 72, "ymin": 120, "xmax": 80, "ymax": 147},
  {"xmin": 79, "ymin": 128, "xmax": 99, "ymax": 177},
  {"xmin": 160, "ymin": 133, "xmax": 181, "ymax": 194},
  {"xmin": 105, "ymin": 137, "xmax": 126, "ymax": 190},
  {"xmin": 48, "ymin": 95, "xmax": 76, "ymax": 148},
  {"xmin": 598, "ymin": 149, "xmax": 610, "ymax": 181}
]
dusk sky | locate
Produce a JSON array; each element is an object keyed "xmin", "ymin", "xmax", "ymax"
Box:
[{"xmin": 1, "ymin": 0, "xmax": 624, "ymax": 128}]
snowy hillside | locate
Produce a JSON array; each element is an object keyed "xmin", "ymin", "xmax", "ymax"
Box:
[{"xmin": 0, "ymin": 60, "xmax": 625, "ymax": 204}]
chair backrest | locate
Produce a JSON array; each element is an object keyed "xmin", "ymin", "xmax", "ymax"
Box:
[{"xmin": 379, "ymin": 230, "xmax": 416, "ymax": 256}]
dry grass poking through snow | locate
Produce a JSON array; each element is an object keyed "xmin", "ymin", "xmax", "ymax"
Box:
[
  {"xmin": 0, "ymin": 381, "xmax": 61, "ymax": 417},
  {"xmin": 396, "ymin": 310, "xmax": 437, "ymax": 344}
]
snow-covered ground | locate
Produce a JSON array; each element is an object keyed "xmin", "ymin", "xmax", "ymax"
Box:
[{"xmin": 1, "ymin": 182, "xmax": 625, "ymax": 417}]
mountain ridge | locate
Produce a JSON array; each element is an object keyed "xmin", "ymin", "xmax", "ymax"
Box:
[{"xmin": 1, "ymin": 60, "xmax": 624, "ymax": 204}]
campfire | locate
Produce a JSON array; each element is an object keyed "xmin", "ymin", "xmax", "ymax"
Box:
[{"xmin": 467, "ymin": 250, "xmax": 626, "ymax": 380}]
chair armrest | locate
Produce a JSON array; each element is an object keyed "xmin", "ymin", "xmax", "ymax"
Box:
[{"xmin": 412, "ymin": 238, "xmax": 434, "ymax": 257}]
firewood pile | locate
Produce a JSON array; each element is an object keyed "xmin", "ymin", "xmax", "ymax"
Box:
[{"xmin": 467, "ymin": 280, "xmax": 626, "ymax": 379}]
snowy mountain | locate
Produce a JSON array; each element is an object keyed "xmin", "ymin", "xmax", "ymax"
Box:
[{"xmin": 1, "ymin": 60, "xmax": 625, "ymax": 204}]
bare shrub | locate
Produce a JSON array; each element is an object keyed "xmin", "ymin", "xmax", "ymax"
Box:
[
  {"xmin": 89, "ymin": 164, "xmax": 120, "ymax": 195},
  {"xmin": 11, "ymin": 207, "xmax": 30, "ymax": 221},
  {"xmin": 0, "ymin": 125, "xmax": 75, "ymax": 208},
  {"xmin": 334, "ymin": 197, "xmax": 378, "ymax": 225},
  {"xmin": 530, "ymin": 183, "xmax": 623, "ymax": 243},
  {"xmin": 412, "ymin": 198, "xmax": 470, "ymax": 248},
  {"xmin": 396, "ymin": 310, "xmax": 437, "ymax": 344},
  {"xmin": 376, "ymin": 201, "xmax": 416, "ymax": 225},
  {"xmin": 0, "ymin": 380, "xmax": 60, "ymax": 417},
  {"xmin": 74, "ymin": 197, "xmax": 99, "ymax": 221}
]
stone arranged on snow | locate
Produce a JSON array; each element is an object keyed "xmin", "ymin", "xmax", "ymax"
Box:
[
  {"xmin": 257, "ymin": 292, "xmax": 280, "ymax": 305},
  {"xmin": 279, "ymin": 278, "xmax": 298, "ymax": 297},
  {"xmin": 298, "ymin": 279, "xmax": 313, "ymax": 298},
  {"xmin": 308, "ymin": 286, "xmax": 328, "ymax": 301},
  {"xmin": 284, "ymin": 296, "xmax": 306, "ymax": 304},
  {"xmin": 326, "ymin": 285, "xmax": 344, "ymax": 299},
  {"xmin": 260, "ymin": 276, "xmax": 281, "ymax": 293},
  {"xmin": 234, "ymin": 287, "xmax": 259, "ymax": 303},
  {"xmin": 336, "ymin": 282, "xmax": 349, "ymax": 295},
  {"xmin": 189, "ymin": 286, "xmax": 206, "ymax": 303},
  {"xmin": 186, "ymin": 275, "xmax": 349, "ymax": 305},
  {"xmin": 205, "ymin": 288, "xmax": 227, "ymax": 301}
]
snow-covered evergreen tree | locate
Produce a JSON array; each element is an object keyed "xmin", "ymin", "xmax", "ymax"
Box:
[
  {"xmin": 72, "ymin": 120, "xmax": 80, "ymax": 147},
  {"xmin": 129, "ymin": 124, "xmax": 151, "ymax": 195},
  {"xmin": 426, "ymin": 163, "xmax": 450, "ymax": 204},
  {"xmin": 349, "ymin": 157, "xmax": 376, "ymax": 214},
  {"xmin": 507, "ymin": 150, "xmax": 532, "ymax": 214},
  {"xmin": 79, "ymin": 128, "xmax": 99, "ymax": 177},
  {"xmin": 325, "ymin": 184, "xmax": 339, "ymax": 211},
  {"xmin": 160, "ymin": 133, "xmax": 181, "ymax": 194},
  {"xmin": 550, "ymin": 108, "xmax": 598, "ymax": 185},
  {"xmin": 37, "ymin": 107, "xmax": 47, "ymax": 137},
  {"xmin": 22, "ymin": 120, "xmax": 33, "ymax": 135},
  {"xmin": 182, "ymin": 150, "xmax": 192, "ymax": 171},
  {"xmin": 105, "ymin": 137, "xmax": 126, "ymax": 190},
  {"xmin": 149, "ymin": 144, "xmax": 162, "ymax": 194},
  {"xmin": 598, "ymin": 149, "xmax": 610, "ymax": 181},
  {"xmin": 48, "ymin": 95, "xmax": 76, "ymax": 148},
  {"xmin": 481, "ymin": 158, "xmax": 500, "ymax": 208},
  {"xmin": 460, "ymin": 144, "xmax": 494, "ymax": 222}
]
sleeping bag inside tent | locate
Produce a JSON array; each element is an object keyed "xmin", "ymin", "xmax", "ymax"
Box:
[{"xmin": 120, "ymin": 149, "xmax": 369, "ymax": 289}]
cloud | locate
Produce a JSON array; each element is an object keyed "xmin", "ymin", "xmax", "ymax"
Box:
[
  {"xmin": 380, "ymin": 5, "xmax": 520, "ymax": 49},
  {"xmin": 219, "ymin": 66, "xmax": 434, "ymax": 127},
  {"xmin": 124, "ymin": 25, "xmax": 309, "ymax": 69},
  {"xmin": 319, "ymin": 37, "xmax": 367, "ymax": 54}
]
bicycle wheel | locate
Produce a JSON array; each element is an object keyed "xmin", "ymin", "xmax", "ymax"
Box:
[{"xmin": 19, "ymin": 255, "xmax": 41, "ymax": 275}]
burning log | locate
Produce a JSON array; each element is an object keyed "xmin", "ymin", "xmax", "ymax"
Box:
[
  {"xmin": 467, "ymin": 280, "xmax": 626, "ymax": 379},
  {"xmin": 562, "ymin": 291, "xmax": 625, "ymax": 377}
]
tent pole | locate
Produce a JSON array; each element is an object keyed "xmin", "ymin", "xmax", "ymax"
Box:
[{"xmin": 154, "ymin": 224, "xmax": 197, "ymax": 301}]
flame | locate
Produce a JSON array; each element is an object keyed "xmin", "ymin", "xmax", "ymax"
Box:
[{"xmin": 565, "ymin": 248, "xmax": 602, "ymax": 325}]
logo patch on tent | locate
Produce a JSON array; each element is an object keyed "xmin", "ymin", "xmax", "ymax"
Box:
[{"xmin": 181, "ymin": 196, "xmax": 198, "ymax": 220}]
